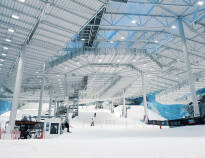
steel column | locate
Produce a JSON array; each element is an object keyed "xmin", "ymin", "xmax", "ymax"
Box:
[
  {"xmin": 111, "ymin": 100, "xmax": 114, "ymax": 113},
  {"xmin": 37, "ymin": 64, "xmax": 45, "ymax": 121},
  {"xmin": 141, "ymin": 72, "xmax": 148, "ymax": 122},
  {"xmin": 178, "ymin": 18, "xmax": 200, "ymax": 117},
  {"xmin": 122, "ymin": 89, "xmax": 127, "ymax": 118},
  {"xmin": 54, "ymin": 99, "xmax": 57, "ymax": 117},
  {"xmin": 56, "ymin": 101, "xmax": 60, "ymax": 116},
  {"xmin": 64, "ymin": 74, "xmax": 68, "ymax": 98},
  {"xmin": 9, "ymin": 54, "xmax": 24, "ymax": 132},
  {"xmin": 110, "ymin": 101, "xmax": 112, "ymax": 113},
  {"xmin": 48, "ymin": 89, "xmax": 54, "ymax": 117}
]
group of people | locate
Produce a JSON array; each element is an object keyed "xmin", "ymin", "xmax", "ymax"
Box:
[{"xmin": 62, "ymin": 112, "xmax": 97, "ymax": 130}]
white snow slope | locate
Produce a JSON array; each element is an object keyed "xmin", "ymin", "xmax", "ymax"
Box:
[
  {"xmin": 0, "ymin": 106, "xmax": 205, "ymax": 158},
  {"xmin": 0, "ymin": 126, "xmax": 205, "ymax": 158}
]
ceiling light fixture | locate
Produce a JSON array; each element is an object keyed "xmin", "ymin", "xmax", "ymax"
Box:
[
  {"xmin": 18, "ymin": 0, "xmax": 25, "ymax": 2},
  {"xmin": 121, "ymin": 36, "xmax": 125, "ymax": 40},
  {"xmin": 154, "ymin": 40, "xmax": 159, "ymax": 43},
  {"xmin": 117, "ymin": 59, "xmax": 120, "ymax": 62},
  {"xmin": 5, "ymin": 39, "xmax": 11, "ymax": 42},
  {"xmin": 81, "ymin": 38, "xmax": 85, "ymax": 41},
  {"xmin": 2, "ymin": 53, "xmax": 6, "ymax": 56},
  {"xmin": 3, "ymin": 47, "xmax": 8, "ymax": 50},
  {"xmin": 171, "ymin": 25, "xmax": 176, "ymax": 29},
  {"xmin": 131, "ymin": 20, "xmax": 136, "ymax": 24},
  {"xmin": 8, "ymin": 28, "xmax": 15, "ymax": 33},
  {"xmin": 0, "ymin": 59, "xmax": 4, "ymax": 62},
  {"xmin": 197, "ymin": 1, "xmax": 204, "ymax": 6},
  {"xmin": 12, "ymin": 14, "xmax": 19, "ymax": 19},
  {"xmin": 98, "ymin": 59, "xmax": 102, "ymax": 62}
]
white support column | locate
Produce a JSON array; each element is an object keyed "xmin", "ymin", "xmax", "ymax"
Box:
[
  {"xmin": 48, "ymin": 97, "xmax": 52, "ymax": 117},
  {"xmin": 64, "ymin": 74, "xmax": 68, "ymax": 99},
  {"xmin": 66, "ymin": 107, "xmax": 69, "ymax": 119},
  {"xmin": 56, "ymin": 101, "xmax": 59, "ymax": 116},
  {"xmin": 37, "ymin": 64, "xmax": 45, "ymax": 122},
  {"xmin": 9, "ymin": 54, "xmax": 24, "ymax": 133},
  {"xmin": 76, "ymin": 100, "xmax": 79, "ymax": 116},
  {"xmin": 48, "ymin": 89, "xmax": 54, "ymax": 117},
  {"xmin": 48, "ymin": 93, "xmax": 52, "ymax": 118},
  {"xmin": 178, "ymin": 18, "xmax": 200, "ymax": 117},
  {"xmin": 54, "ymin": 99, "xmax": 57, "ymax": 117},
  {"xmin": 122, "ymin": 89, "xmax": 127, "ymax": 118},
  {"xmin": 109, "ymin": 101, "xmax": 112, "ymax": 113},
  {"xmin": 141, "ymin": 72, "xmax": 148, "ymax": 122},
  {"xmin": 111, "ymin": 100, "xmax": 114, "ymax": 113}
]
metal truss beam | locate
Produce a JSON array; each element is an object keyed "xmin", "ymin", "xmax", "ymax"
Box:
[
  {"xmin": 45, "ymin": 48, "xmax": 146, "ymax": 70},
  {"xmin": 105, "ymin": 12, "xmax": 176, "ymax": 18},
  {"xmin": 127, "ymin": 1, "xmax": 194, "ymax": 7}
]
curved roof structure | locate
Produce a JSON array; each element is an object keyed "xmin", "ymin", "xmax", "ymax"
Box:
[{"xmin": 0, "ymin": 0, "xmax": 205, "ymax": 104}]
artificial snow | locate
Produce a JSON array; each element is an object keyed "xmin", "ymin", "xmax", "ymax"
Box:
[{"xmin": 0, "ymin": 106, "xmax": 205, "ymax": 158}]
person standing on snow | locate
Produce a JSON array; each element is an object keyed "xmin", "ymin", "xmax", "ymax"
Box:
[
  {"xmin": 91, "ymin": 117, "xmax": 95, "ymax": 126},
  {"xmin": 65, "ymin": 118, "xmax": 70, "ymax": 133}
]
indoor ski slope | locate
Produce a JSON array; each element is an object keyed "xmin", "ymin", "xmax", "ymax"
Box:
[
  {"xmin": 1, "ymin": 106, "xmax": 205, "ymax": 158},
  {"xmin": 72, "ymin": 106, "xmax": 166, "ymax": 128},
  {"xmin": 0, "ymin": 126, "xmax": 205, "ymax": 158}
]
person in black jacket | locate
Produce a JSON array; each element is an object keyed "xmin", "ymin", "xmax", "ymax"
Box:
[{"xmin": 64, "ymin": 118, "xmax": 70, "ymax": 133}]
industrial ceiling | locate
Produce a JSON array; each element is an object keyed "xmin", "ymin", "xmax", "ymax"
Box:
[{"xmin": 0, "ymin": 0, "xmax": 205, "ymax": 104}]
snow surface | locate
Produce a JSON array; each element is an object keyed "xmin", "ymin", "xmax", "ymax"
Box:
[
  {"xmin": 72, "ymin": 106, "xmax": 166, "ymax": 129},
  {"xmin": 114, "ymin": 105, "xmax": 167, "ymax": 121},
  {"xmin": 0, "ymin": 106, "xmax": 205, "ymax": 158},
  {"xmin": 1, "ymin": 126, "xmax": 205, "ymax": 158}
]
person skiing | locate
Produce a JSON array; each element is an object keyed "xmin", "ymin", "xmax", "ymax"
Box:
[{"xmin": 91, "ymin": 117, "xmax": 95, "ymax": 126}]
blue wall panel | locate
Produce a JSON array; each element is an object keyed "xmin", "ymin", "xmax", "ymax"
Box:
[
  {"xmin": 137, "ymin": 87, "xmax": 205, "ymax": 120},
  {"xmin": 0, "ymin": 100, "xmax": 12, "ymax": 115},
  {"xmin": 146, "ymin": 93, "xmax": 189, "ymax": 120}
]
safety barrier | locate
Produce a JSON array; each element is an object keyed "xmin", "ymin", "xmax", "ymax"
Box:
[
  {"xmin": 11, "ymin": 129, "xmax": 20, "ymax": 139},
  {"xmin": 148, "ymin": 117, "xmax": 205, "ymax": 128},
  {"xmin": 37, "ymin": 131, "xmax": 44, "ymax": 139}
]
